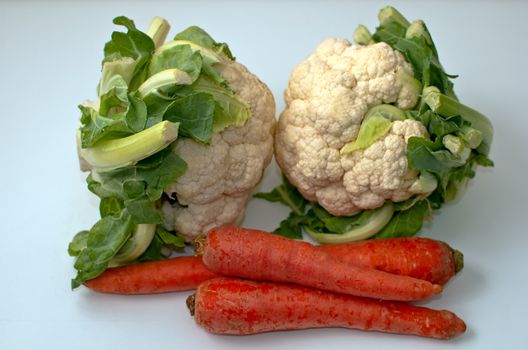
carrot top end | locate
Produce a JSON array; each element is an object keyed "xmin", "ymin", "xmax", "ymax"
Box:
[
  {"xmin": 193, "ymin": 235, "xmax": 206, "ymax": 256},
  {"xmin": 453, "ymin": 249, "xmax": 464, "ymax": 274},
  {"xmin": 186, "ymin": 294, "xmax": 196, "ymax": 316}
]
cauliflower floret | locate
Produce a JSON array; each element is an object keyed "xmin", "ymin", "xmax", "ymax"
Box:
[
  {"xmin": 276, "ymin": 40, "xmax": 425, "ymax": 216},
  {"xmin": 341, "ymin": 119, "xmax": 427, "ymax": 210},
  {"xmin": 163, "ymin": 59, "xmax": 275, "ymax": 240}
]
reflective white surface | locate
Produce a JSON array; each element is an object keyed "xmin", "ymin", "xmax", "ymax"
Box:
[{"xmin": 1, "ymin": 1, "xmax": 527, "ymax": 349}]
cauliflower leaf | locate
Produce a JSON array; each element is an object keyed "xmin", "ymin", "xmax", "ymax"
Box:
[
  {"xmin": 103, "ymin": 16, "xmax": 155, "ymax": 91},
  {"xmin": 254, "ymin": 175, "xmax": 306, "ymax": 216},
  {"xmin": 341, "ymin": 115, "xmax": 393, "ymax": 155},
  {"xmin": 174, "ymin": 26, "xmax": 235, "ymax": 60},
  {"xmin": 149, "ymin": 44, "xmax": 203, "ymax": 81},
  {"xmin": 71, "ymin": 208, "xmax": 134, "ymax": 289},
  {"xmin": 375, "ymin": 200, "xmax": 430, "ymax": 238}
]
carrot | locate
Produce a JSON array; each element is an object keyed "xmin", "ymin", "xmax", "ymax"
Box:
[
  {"xmin": 84, "ymin": 256, "xmax": 219, "ymax": 294},
  {"xmin": 188, "ymin": 277, "xmax": 466, "ymax": 339},
  {"xmin": 320, "ymin": 237, "xmax": 464, "ymax": 285},
  {"xmin": 201, "ymin": 226, "xmax": 442, "ymax": 301}
]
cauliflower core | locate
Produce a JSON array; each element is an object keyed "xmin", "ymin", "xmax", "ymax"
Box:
[
  {"xmin": 162, "ymin": 59, "xmax": 275, "ymax": 241},
  {"xmin": 275, "ymin": 40, "xmax": 427, "ymax": 216}
]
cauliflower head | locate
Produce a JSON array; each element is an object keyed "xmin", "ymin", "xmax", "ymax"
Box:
[
  {"xmin": 71, "ymin": 17, "xmax": 276, "ymax": 287},
  {"xmin": 258, "ymin": 6, "xmax": 493, "ymax": 244},
  {"xmin": 163, "ymin": 58, "xmax": 275, "ymax": 240},
  {"xmin": 276, "ymin": 39, "xmax": 426, "ymax": 216}
]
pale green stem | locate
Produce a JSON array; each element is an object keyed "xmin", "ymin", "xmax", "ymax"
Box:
[
  {"xmin": 305, "ymin": 203, "xmax": 395, "ymax": 243},
  {"xmin": 146, "ymin": 16, "xmax": 171, "ymax": 49},
  {"xmin": 80, "ymin": 121, "xmax": 179, "ymax": 171}
]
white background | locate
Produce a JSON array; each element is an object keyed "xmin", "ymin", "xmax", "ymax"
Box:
[{"xmin": 1, "ymin": 0, "xmax": 527, "ymax": 349}]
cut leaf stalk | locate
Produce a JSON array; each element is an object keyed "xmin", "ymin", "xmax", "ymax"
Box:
[
  {"xmin": 146, "ymin": 16, "xmax": 171, "ymax": 49},
  {"xmin": 423, "ymin": 88, "xmax": 493, "ymax": 155},
  {"xmin": 80, "ymin": 120, "xmax": 179, "ymax": 170},
  {"xmin": 378, "ymin": 6, "xmax": 410, "ymax": 28},
  {"xmin": 353, "ymin": 25, "xmax": 374, "ymax": 45},
  {"xmin": 110, "ymin": 224, "xmax": 157, "ymax": 266}
]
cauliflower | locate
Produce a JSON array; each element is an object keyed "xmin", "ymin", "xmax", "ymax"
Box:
[
  {"xmin": 162, "ymin": 58, "xmax": 275, "ymax": 240},
  {"xmin": 70, "ymin": 16, "xmax": 274, "ymax": 287},
  {"xmin": 260, "ymin": 6, "xmax": 493, "ymax": 243},
  {"xmin": 276, "ymin": 40, "xmax": 426, "ymax": 216}
]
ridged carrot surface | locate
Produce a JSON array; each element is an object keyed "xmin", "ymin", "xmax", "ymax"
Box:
[
  {"xmin": 202, "ymin": 226, "xmax": 442, "ymax": 301},
  {"xmin": 189, "ymin": 277, "xmax": 466, "ymax": 339},
  {"xmin": 84, "ymin": 256, "xmax": 219, "ymax": 294},
  {"xmin": 321, "ymin": 237, "xmax": 463, "ymax": 285}
]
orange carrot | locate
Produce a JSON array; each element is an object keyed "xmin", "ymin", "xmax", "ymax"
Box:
[
  {"xmin": 201, "ymin": 226, "xmax": 442, "ymax": 301},
  {"xmin": 320, "ymin": 237, "xmax": 463, "ymax": 285},
  {"xmin": 188, "ymin": 277, "xmax": 466, "ymax": 339},
  {"xmin": 84, "ymin": 256, "xmax": 219, "ymax": 294}
]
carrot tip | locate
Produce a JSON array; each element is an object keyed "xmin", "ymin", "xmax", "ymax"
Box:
[
  {"xmin": 186, "ymin": 294, "xmax": 196, "ymax": 316},
  {"xmin": 453, "ymin": 249, "xmax": 464, "ymax": 274},
  {"xmin": 433, "ymin": 284, "xmax": 443, "ymax": 294}
]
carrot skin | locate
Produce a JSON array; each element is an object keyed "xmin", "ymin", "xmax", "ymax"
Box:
[
  {"xmin": 84, "ymin": 256, "xmax": 219, "ymax": 294},
  {"xmin": 203, "ymin": 226, "xmax": 441, "ymax": 301},
  {"xmin": 320, "ymin": 238, "xmax": 459, "ymax": 285},
  {"xmin": 191, "ymin": 277, "xmax": 466, "ymax": 339}
]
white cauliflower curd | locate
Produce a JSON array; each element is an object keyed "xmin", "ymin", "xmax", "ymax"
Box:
[
  {"xmin": 276, "ymin": 39, "xmax": 427, "ymax": 216},
  {"xmin": 163, "ymin": 58, "xmax": 275, "ymax": 240}
]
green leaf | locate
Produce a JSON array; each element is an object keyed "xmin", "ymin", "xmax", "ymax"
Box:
[
  {"xmin": 201, "ymin": 61, "xmax": 229, "ymax": 86},
  {"xmin": 149, "ymin": 44, "xmax": 203, "ymax": 81},
  {"xmin": 113, "ymin": 16, "xmax": 136, "ymax": 31},
  {"xmin": 68, "ymin": 231, "xmax": 89, "ymax": 257},
  {"xmin": 407, "ymin": 136, "xmax": 465, "ymax": 189},
  {"xmin": 427, "ymin": 114, "xmax": 467, "ymax": 139},
  {"xmin": 142, "ymin": 91, "xmax": 176, "ymax": 127},
  {"xmin": 98, "ymin": 57, "xmax": 138, "ymax": 96},
  {"xmin": 393, "ymin": 196, "xmax": 421, "ymax": 211},
  {"xmin": 110, "ymin": 223, "xmax": 156, "ymax": 265},
  {"xmin": 86, "ymin": 149, "xmax": 187, "ymax": 237},
  {"xmin": 188, "ymin": 78, "xmax": 251, "ymax": 132},
  {"xmin": 156, "ymin": 226, "xmax": 185, "ymax": 248},
  {"xmin": 372, "ymin": 20, "xmax": 456, "ymax": 97},
  {"xmin": 126, "ymin": 94, "xmax": 149, "ymax": 131},
  {"xmin": 341, "ymin": 115, "xmax": 393, "ymax": 154},
  {"xmin": 71, "ymin": 209, "xmax": 134, "ymax": 288},
  {"xmin": 474, "ymin": 153, "xmax": 494, "ymax": 167},
  {"xmin": 254, "ymin": 176, "xmax": 307, "ymax": 216},
  {"xmin": 273, "ymin": 212, "xmax": 306, "ymax": 239},
  {"xmin": 138, "ymin": 227, "xmax": 185, "ymax": 262},
  {"xmin": 138, "ymin": 234, "xmax": 166, "ymax": 261},
  {"xmin": 174, "ymin": 26, "xmax": 234, "ymax": 60},
  {"xmin": 375, "ymin": 200, "xmax": 429, "ymax": 238},
  {"xmin": 79, "ymin": 93, "xmax": 147, "ymax": 148},
  {"xmin": 163, "ymin": 93, "xmax": 215, "ymax": 143},
  {"xmin": 98, "ymin": 74, "xmax": 128, "ymax": 116},
  {"xmin": 314, "ymin": 205, "xmax": 376, "ymax": 234},
  {"xmin": 103, "ymin": 16, "xmax": 155, "ymax": 91},
  {"xmin": 99, "ymin": 197, "xmax": 124, "ymax": 217},
  {"xmin": 125, "ymin": 198, "xmax": 163, "ymax": 224},
  {"xmin": 91, "ymin": 148, "xmax": 188, "ymax": 205}
]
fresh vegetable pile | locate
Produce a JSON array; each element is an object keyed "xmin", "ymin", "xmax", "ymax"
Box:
[
  {"xmin": 86, "ymin": 226, "xmax": 466, "ymax": 339},
  {"xmin": 69, "ymin": 16, "xmax": 275, "ymax": 288},
  {"xmin": 260, "ymin": 6, "xmax": 494, "ymax": 242},
  {"xmin": 70, "ymin": 6, "xmax": 489, "ymax": 342}
]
